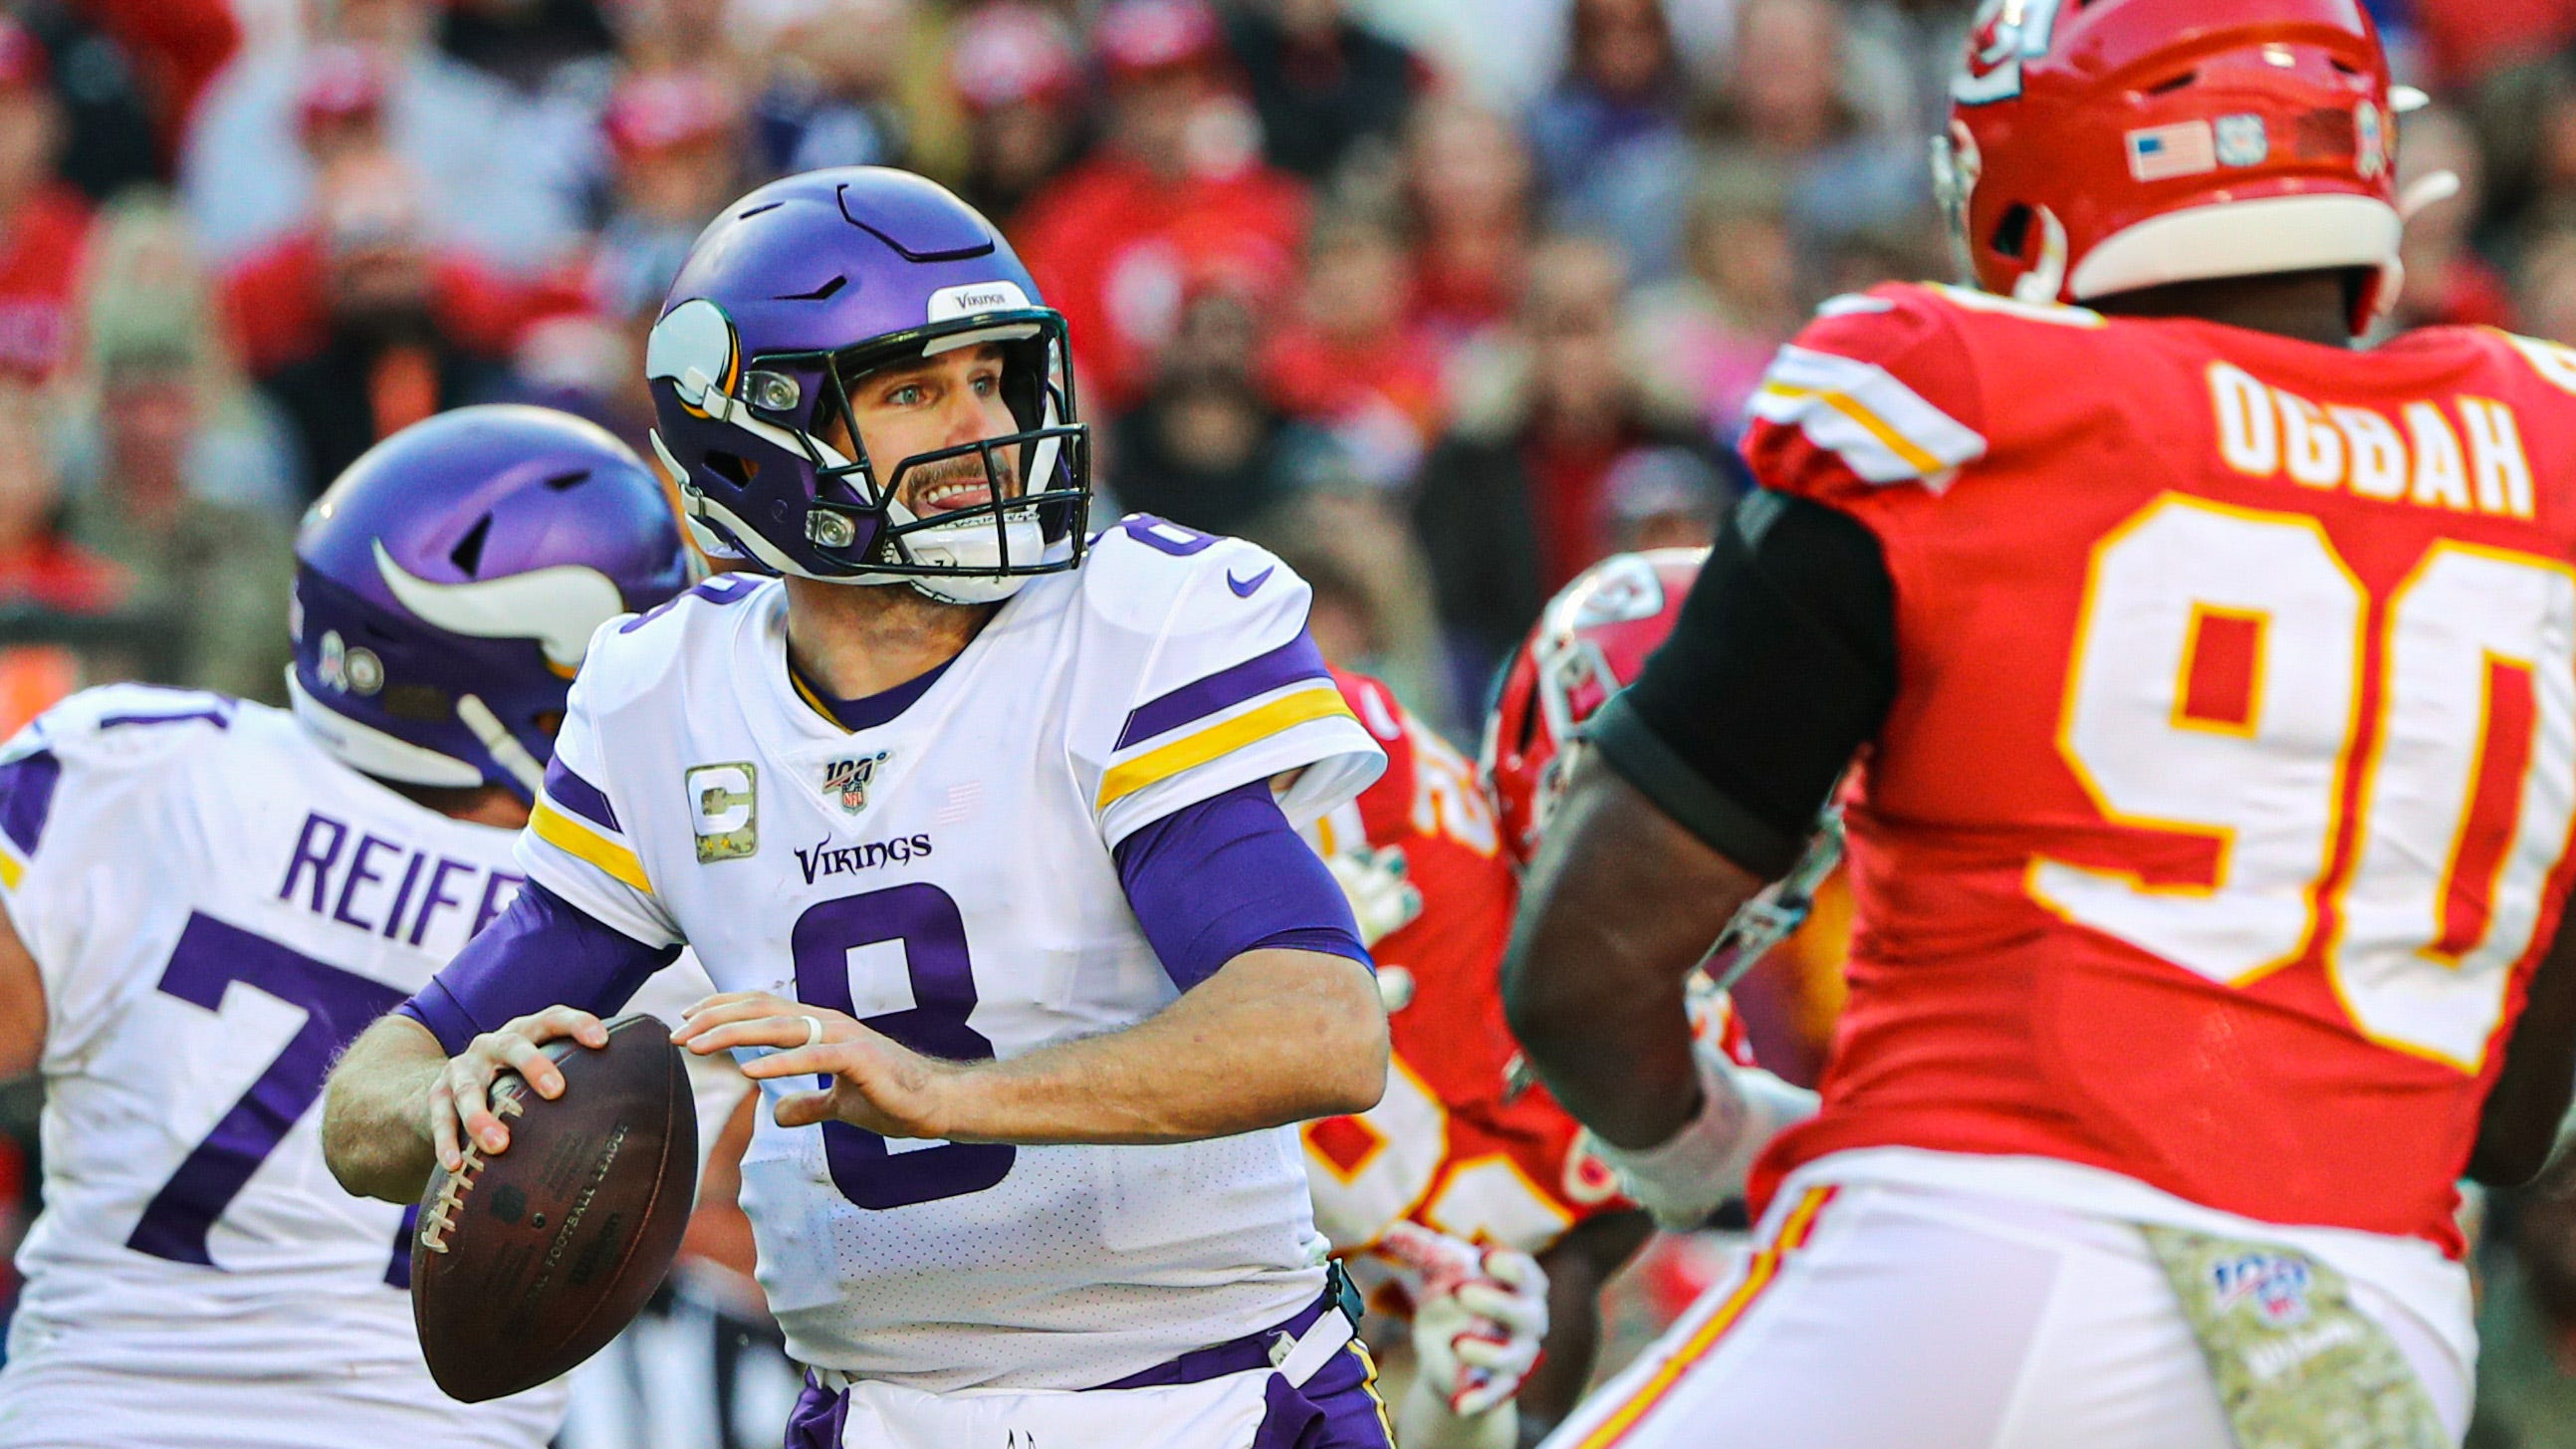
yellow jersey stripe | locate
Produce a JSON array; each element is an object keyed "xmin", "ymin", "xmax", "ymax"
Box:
[
  {"xmin": 0, "ymin": 842, "xmax": 25, "ymax": 891},
  {"xmin": 1756, "ymin": 382, "xmax": 1946, "ymax": 476},
  {"xmin": 1096, "ymin": 684, "xmax": 1355, "ymax": 811},
  {"xmin": 532, "ymin": 797, "xmax": 654, "ymax": 895},
  {"xmin": 1569, "ymin": 1186, "xmax": 1837, "ymax": 1449}
]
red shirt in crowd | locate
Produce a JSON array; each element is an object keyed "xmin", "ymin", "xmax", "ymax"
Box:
[
  {"xmin": 0, "ymin": 184, "xmax": 92, "ymax": 381},
  {"xmin": 1017, "ymin": 153, "xmax": 1307, "ymax": 413}
]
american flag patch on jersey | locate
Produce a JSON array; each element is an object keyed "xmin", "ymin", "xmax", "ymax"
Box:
[{"xmin": 2127, "ymin": 121, "xmax": 2217, "ymax": 182}]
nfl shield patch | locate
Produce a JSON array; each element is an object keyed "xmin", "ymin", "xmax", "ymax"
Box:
[{"xmin": 820, "ymin": 752, "xmax": 890, "ymax": 816}]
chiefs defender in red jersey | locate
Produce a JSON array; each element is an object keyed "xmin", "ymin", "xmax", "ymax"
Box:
[
  {"xmin": 1302, "ymin": 553, "xmax": 1798, "ymax": 1449},
  {"xmin": 1506, "ymin": 3, "xmax": 2576, "ymax": 1447}
]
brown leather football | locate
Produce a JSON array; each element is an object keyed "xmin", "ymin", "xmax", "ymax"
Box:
[{"xmin": 409, "ymin": 1013, "xmax": 697, "ymax": 1403}]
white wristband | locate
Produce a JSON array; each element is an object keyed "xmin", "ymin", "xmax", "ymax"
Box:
[{"xmin": 1586, "ymin": 1043, "xmax": 1819, "ymax": 1229}]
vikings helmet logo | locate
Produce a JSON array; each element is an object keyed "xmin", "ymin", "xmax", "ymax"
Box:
[{"xmin": 1953, "ymin": 0, "xmax": 2070, "ymax": 107}]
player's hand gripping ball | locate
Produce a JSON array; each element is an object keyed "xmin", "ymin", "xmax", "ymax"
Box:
[{"xmin": 409, "ymin": 1013, "xmax": 698, "ymax": 1403}]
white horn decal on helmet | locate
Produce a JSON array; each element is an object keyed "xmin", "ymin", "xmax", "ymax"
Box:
[{"xmin": 372, "ymin": 541, "xmax": 625, "ymax": 671}]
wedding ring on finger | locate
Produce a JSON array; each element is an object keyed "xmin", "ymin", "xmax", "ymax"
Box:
[{"xmin": 799, "ymin": 1014, "xmax": 824, "ymax": 1049}]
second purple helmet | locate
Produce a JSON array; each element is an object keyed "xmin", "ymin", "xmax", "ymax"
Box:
[
  {"xmin": 291, "ymin": 404, "xmax": 694, "ymax": 801},
  {"xmin": 643, "ymin": 166, "xmax": 1090, "ymax": 604}
]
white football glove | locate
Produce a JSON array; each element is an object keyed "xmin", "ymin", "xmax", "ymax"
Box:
[
  {"xmin": 1322, "ymin": 843, "xmax": 1425, "ymax": 948},
  {"xmin": 1580, "ymin": 1039, "xmax": 1820, "ymax": 1230},
  {"xmin": 1376, "ymin": 1220, "xmax": 1550, "ymax": 1446}
]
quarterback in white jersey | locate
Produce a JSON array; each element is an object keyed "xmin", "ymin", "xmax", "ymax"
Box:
[
  {"xmin": 325, "ymin": 168, "xmax": 1396, "ymax": 1449},
  {"xmin": 0, "ymin": 408, "xmax": 734, "ymax": 1448}
]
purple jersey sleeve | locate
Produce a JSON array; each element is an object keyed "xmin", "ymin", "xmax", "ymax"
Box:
[
  {"xmin": 1112, "ymin": 779, "xmax": 1371, "ymax": 992},
  {"xmin": 397, "ymin": 880, "xmax": 680, "ymax": 1054}
]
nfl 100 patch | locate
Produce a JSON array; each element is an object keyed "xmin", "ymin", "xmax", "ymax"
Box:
[
  {"xmin": 820, "ymin": 752, "xmax": 891, "ymax": 816},
  {"xmin": 688, "ymin": 762, "xmax": 758, "ymax": 861}
]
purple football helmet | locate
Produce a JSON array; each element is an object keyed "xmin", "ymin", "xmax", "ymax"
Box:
[
  {"xmin": 290, "ymin": 405, "xmax": 693, "ymax": 801},
  {"xmin": 644, "ymin": 166, "xmax": 1089, "ymax": 604}
]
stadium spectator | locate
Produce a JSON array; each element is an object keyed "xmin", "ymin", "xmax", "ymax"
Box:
[
  {"xmin": 222, "ymin": 150, "xmax": 544, "ymax": 494},
  {"xmin": 0, "ymin": 19, "xmax": 92, "ymax": 386},
  {"xmin": 605, "ymin": 0, "xmax": 740, "ymax": 73},
  {"xmin": 1411, "ymin": 235, "xmax": 1715, "ymax": 693},
  {"xmin": 181, "ymin": 0, "xmax": 582, "ymax": 274},
  {"xmin": 1527, "ymin": 0, "xmax": 1694, "ymax": 279},
  {"xmin": 752, "ymin": 0, "xmax": 915, "ymax": 175},
  {"xmin": 0, "ymin": 379, "xmax": 127, "ymax": 735},
  {"xmin": 14, "ymin": 2, "xmax": 163, "ymax": 198},
  {"xmin": 1597, "ymin": 442, "xmax": 1732, "ymax": 554},
  {"xmin": 68, "ymin": 0, "xmax": 242, "ymax": 168},
  {"xmin": 60, "ymin": 197, "xmax": 297, "ymax": 704},
  {"xmin": 1263, "ymin": 207, "xmax": 1448, "ymax": 489},
  {"xmin": 1225, "ymin": 0, "xmax": 1425, "ymax": 181},
  {"xmin": 945, "ymin": 2, "xmax": 1087, "ymax": 227},
  {"xmin": 1017, "ymin": 0, "xmax": 1307, "ymax": 414},
  {"xmin": 1107, "ymin": 281, "xmax": 1335, "ymax": 535},
  {"xmin": 1403, "ymin": 96, "xmax": 1533, "ymax": 345},
  {"xmin": 1693, "ymin": 0, "xmax": 1924, "ymax": 251},
  {"xmin": 437, "ymin": 0, "xmax": 619, "ymax": 93},
  {"xmin": 1624, "ymin": 156, "xmax": 1801, "ymax": 436},
  {"xmin": 588, "ymin": 68, "xmax": 750, "ymax": 329}
]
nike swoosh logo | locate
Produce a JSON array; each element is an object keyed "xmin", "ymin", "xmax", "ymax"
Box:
[{"xmin": 1228, "ymin": 567, "xmax": 1275, "ymax": 598}]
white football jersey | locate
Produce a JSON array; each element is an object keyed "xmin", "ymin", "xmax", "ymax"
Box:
[
  {"xmin": 0, "ymin": 686, "xmax": 740, "ymax": 1449},
  {"xmin": 518, "ymin": 518, "xmax": 1385, "ymax": 1392}
]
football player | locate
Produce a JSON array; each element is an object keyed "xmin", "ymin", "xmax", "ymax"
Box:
[
  {"xmin": 0, "ymin": 406, "xmax": 733, "ymax": 1447},
  {"xmin": 1304, "ymin": 551, "xmax": 1816, "ymax": 1449},
  {"xmin": 1507, "ymin": 3, "xmax": 2576, "ymax": 1446},
  {"xmin": 321, "ymin": 168, "xmax": 1397, "ymax": 1449}
]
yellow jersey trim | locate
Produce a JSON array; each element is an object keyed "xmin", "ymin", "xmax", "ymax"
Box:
[
  {"xmin": 532, "ymin": 796, "xmax": 654, "ymax": 895},
  {"xmin": 1095, "ymin": 684, "xmax": 1354, "ymax": 811}
]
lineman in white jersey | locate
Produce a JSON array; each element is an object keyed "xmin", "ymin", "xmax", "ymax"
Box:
[
  {"xmin": 324, "ymin": 167, "xmax": 1396, "ymax": 1449},
  {"xmin": 0, "ymin": 406, "xmax": 741, "ymax": 1448}
]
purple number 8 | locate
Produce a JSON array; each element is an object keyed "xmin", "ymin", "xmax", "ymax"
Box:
[
  {"xmin": 1118, "ymin": 515, "xmax": 1218, "ymax": 557},
  {"xmin": 791, "ymin": 883, "xmax": 1014, "ymax": 1209}
]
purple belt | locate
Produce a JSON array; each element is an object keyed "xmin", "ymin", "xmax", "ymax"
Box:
[{"xmin": 1088, "ymin": 1288, "xmax": 1340, "ymax": 1390}]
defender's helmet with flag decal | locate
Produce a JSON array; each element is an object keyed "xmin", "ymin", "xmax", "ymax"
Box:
[
  {"xmin": 1481, "ymin": 549, "xmax": 1707, "ymax": 870},
  {"xmin": 290, "ymin": 405, "xmax": 692, "ymax": 801},
  {"xmin": 643, "ymin": 166, "xmax": 1088, "ymax": 604},
  {"xmin": 1936, "ymin": 0, "xmax": 2411, "ymax": 335}
]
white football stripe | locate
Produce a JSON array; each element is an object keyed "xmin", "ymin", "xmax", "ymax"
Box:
[
  {"xmin": 1752, "ymin": 346, "xmax": 1989, "ymax": 487},
  {"xmin": 373, "ymin": 541, "xmax": 625, "ymax": 669}
]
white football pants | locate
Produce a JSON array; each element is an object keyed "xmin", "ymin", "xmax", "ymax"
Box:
[{"xmin": 1541, "ymin": 1179, "xmax": 2470, "ymax": 1449}]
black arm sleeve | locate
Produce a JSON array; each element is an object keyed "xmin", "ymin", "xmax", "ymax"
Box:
[{"xmin": 1586, "ymin": 489, "xmax": 1897, "ymax": 877}]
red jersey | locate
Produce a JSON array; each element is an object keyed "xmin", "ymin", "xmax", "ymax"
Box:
[
  {"xmin": 1300, "ymin": 670, "xmax": 1626, "ymax": 1257},
  {"xmin": 1743, "ymin": 283, "xmax": 2576, "ymax": 1255}
]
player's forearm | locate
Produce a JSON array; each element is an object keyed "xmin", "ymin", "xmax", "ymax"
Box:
[
  {"xmin": 942, "ymin": 947, "xmax": 1388, "ymax": 1144},
  {"xmin": 1504, "ymin": 760, "xmax": 1762, "ymax": 1150},
  {"xmin": 322, "ymin": 1014, "xmax": 445, "ymax": 1202}
]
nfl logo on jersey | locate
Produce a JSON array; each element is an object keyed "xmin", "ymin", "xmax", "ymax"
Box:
[
  {"xmin": 821, "ymin": 753, "xmax": 890, "ymax": 815},
  {"xmin": 2210, "ymin": 1252, "xmax": 2313, "ymax": 1328}
]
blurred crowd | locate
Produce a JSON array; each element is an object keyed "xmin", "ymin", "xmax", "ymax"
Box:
[{"xmin": 9, "ymin": 0, "xmax": 2576, "ymax": 1438}]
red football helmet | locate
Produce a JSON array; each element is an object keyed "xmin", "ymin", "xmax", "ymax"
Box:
[
  {"xmin": 1481, "ymin": 549, "xmax": 1706, "ymax": 871},
  {"xmin": 1936, "ymin": 0, "xmax": 2406, "ymax": 334}
]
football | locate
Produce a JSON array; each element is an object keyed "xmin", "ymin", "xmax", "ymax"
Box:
[{"xmin": 409, "ymin": 1013, "xmax": 699, "ymax": 1403}]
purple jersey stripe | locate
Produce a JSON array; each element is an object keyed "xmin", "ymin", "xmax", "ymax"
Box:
[
  {"xmin": 98, "ymin": 707, "xmax": 233, "ymax": 732},
  {"xmin": 1114, "ymin": 634, "xmax": 1329, "ymax": 750},
  {"xmin": 542, "ymin": 756, "xmax": 621, "ymax": 834},
  {"xmin": 0, "ymin": 748, "xmax": 59, "ymax": 856}
]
